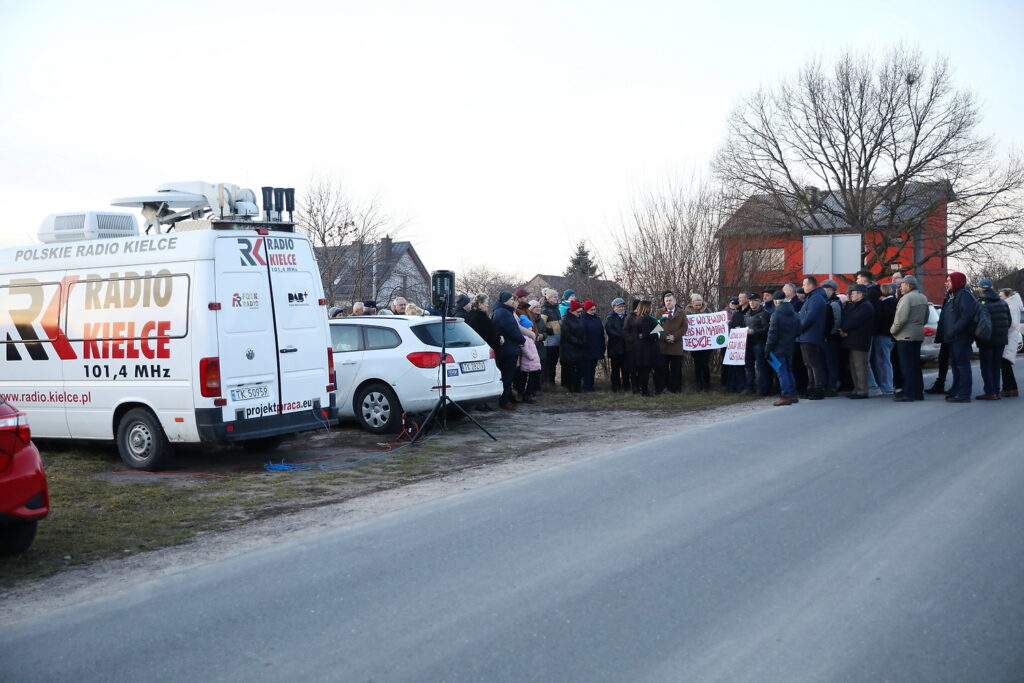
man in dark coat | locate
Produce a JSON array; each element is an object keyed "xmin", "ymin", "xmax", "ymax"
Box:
[
  {"xmin": 605, "ymin": 298, "xmax": 629, "ymax": 392},
  {"xmin": 657, "ymin": 291, "xmax": 688, "ymax": 393},
  {"xmin": 580, "ymin": 301, "xmax": 606, "ymax": 392},
  {"xmin": 941, "ymin": 272, "xmax": 978, "ymax": 402},
  {"xmin": 744, "ymin": 296, "xmax": 771, "ymax": 394},
  {"xmin": 839, "ymin": 284, "xmax": 875, "ymax": 399},
  {"xmin": 491, "ymin": 290, "xmax": 526, "ymax": 409},
  {"xmin": 559, "ymin": 300, "xmax": 586, "ymax": 393},
  {"xmin": 797, "ymin": 276, "xmax": 829, "ymax": 400},
  {"xmin": 766, "ymin": 290, "xmax": 800, "ymax": 405},
  {"xmin": 452, "ymin": 293, "xmax": 471, "ymax": 320},
  {"xmin": 976, "ymin": 278, "xmax": 1012, "ymax": 400},
  {"xmin": 540, "ymin": 289, "xmax": 563, "ymax": 386}
]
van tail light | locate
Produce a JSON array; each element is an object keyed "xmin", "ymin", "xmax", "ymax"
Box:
[
  {"xmin": 199, "ymin": 357, "xmax": 222, "ymax": 398},
  {"xmin": 406, "ymin": 351, "xmax": 455, "ymax": 368},
  {"xmin": 326, "ymin": 347, "xmax": 336, "ymax": 391},
  {"xmin": 0, "ymin": 411, "xmax": 31, "ymax": 444},
  {"xmin": 489, "ymin": 348, "xmax": 495, "ymax": 359},
  {"xmin": 924, "ymin": 326, "xmax": 936, "ymax": 337}
]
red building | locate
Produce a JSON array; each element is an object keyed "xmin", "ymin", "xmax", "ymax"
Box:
[{"xmin": 717, "ymin": 182, "xmax": 951, "ymax": 302}]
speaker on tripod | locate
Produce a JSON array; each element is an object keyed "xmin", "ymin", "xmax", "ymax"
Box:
[{"xmin": 431, "ymin": 270, "xmax": 456, "ymax": 316}]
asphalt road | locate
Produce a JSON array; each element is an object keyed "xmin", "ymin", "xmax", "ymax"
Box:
[{"xmin": 3, "ymin": 365, "xmax": 1022, "ymax": 682}]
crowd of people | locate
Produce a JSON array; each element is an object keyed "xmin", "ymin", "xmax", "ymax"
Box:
[{"xmin": 329, "ymin": 272, "xmax": 1023, "ymax": 411}]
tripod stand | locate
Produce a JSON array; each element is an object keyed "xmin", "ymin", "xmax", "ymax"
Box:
[{"xmin": 411, "ymin": 293, "xmax": 497, "ymax": 443}]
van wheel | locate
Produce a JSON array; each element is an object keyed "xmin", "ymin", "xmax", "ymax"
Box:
[
  {"xmin": 356, "ymin": 383, "xmax": 402, "ymax": 434},
  {"xmin": 117, "ymin": 408, "xmax": 173, "ymax": 471},
  {"xmin": 241, "ymin": 436, "xmax": 285, "ymax": 452},
  {"xmin": 0, "ymin": 520, "xmax": 38, "ymax": 555}
]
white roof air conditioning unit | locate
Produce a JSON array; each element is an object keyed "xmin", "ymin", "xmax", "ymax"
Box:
[{"xmin": 38, "ymin": 211, "xmax": 139, "ymax": 244}]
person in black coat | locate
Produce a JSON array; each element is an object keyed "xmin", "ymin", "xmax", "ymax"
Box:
[
  {"xmin": 452, "ymin": 293, "xmax": 472, "ymax": 320},
  {"xmin": 466, "ymin": 294, "xmax": 499, "ymax": 352},
  {"xmin": 839, "ymin": 285, "xmax": 875, "ymax": 399},
  {"xmin": 744, "ymin": 296, "xmax": 771, "ymax": 394},
  {"xmin": 491, "ymin": 291, "xmax": 526, "ymax": 409},
  {"xmin": 976, "ymin": 281, "xmax": 1011, "ymax": 399},
  {"xmin": 622, "ymin": 301, "xmax": 641, "ymax": 393},
  {"xmin": 580, "ymin": 301, "xmax": 606, "ymax": 392},
  {"xmin": 627, "ymin": 300, "xmax": 661, "ymax": 397},
  {"xmin": 540, "ymin": 290, "xmax": 563, "ymax": 386},
  {"xmin": 941, "ymin": 272, "xmax": 978, "ymax": 401},
  {"xmin": 605, "ymin": 298, "xmax": 628, "ymax": 392},
  {"xmin": 559, "ymin": 300, "xmax": 586, "ymax": 393},
  {"xmin": 766, "ymin": 290, "xmax": 800, "ymax": 404}
]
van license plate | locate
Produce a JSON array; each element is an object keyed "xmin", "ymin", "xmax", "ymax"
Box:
[
  {"xmin": 231, "ymin": 386, "xmax": 270, "ymax": 401},
  {"xmin": 460, "ymin": 361, "xmax": 486, "ymax": 373}
]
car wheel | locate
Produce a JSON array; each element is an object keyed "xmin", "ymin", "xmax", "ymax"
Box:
[
  {"xmin": 116, "ymin": 408, "xmax": 173, "ymax": 471},
  {"xmin": 241, "ymin": 436, "xmax": 285, "ymax": 452},
  {"xmin": 0, "ymin": 520, "xmax": 38, "ymax": 555},
  {"xmin": 356, "ymin": 383, "xmax": 402, "ymax": 434}
]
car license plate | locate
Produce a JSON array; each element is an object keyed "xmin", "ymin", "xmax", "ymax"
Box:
[
  {"xmin": 230, "ymin": 385, "xmax": 270, "ymax": 401},
  {"xmin": 460, "ymin": 361, "xmax": 485, "ymax": 373}
]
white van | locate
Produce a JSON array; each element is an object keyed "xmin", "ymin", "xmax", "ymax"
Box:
[{"xmin": 0, "ymin": 183, "xmax": 338, "ymax": 470}]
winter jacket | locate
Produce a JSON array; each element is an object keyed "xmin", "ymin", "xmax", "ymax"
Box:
[
  {"xmin": 840, "ymin": 299, "xmax": 875, "ymax": 351},
  {"xmin": 622, "ymin": 312, "xmax": 638, "ymax": 353},
  {"xmin": 765, "ymin": 301, "xmax": 799, "ymax": 358},
  {"xmin": 745, "ymin": 306, "xmax": 770, "ymax": 344},
  {"xmin": 628, "ymin": 315, "xmax": 662, "ymax": 368},
  {"xmin": 728, "ymin": 306, "xmax": 746, "ymax": 329},
  {"xmin": 1003, "ymin": 292, "xmax": 1023, "ymax": 362},
  {"xmin": 978, "ymin": 288, "xmax": 1011, "ymax": 348},
  {"xmin": 518, "ymin": 326, "xmax": 542, "ymax": 371},
  {"xmin": 824, "ymin": 293, "xmax": 843, "ymax": 340},
  {"xmin": 540, "ymin": 300, "xmax": 562, "ymax": 347},
  {"xmin": 560, "ymin": 312, "xmax": 585, "ymax": 362},
  {"xmin": 938, "ymin": 287, "xmax": 978, "ymax": 343},
  {"xmin": 491, "ymin": 303, "xmax": 526, "ymax": 357},
  {"xmin": 890, "ymin": 289, "xmax": 930, "ymax": 342},
  {"xmin": 657, "ymin": 307, "xmax": 688, "ymax": 356},
  {"xmin": 558, "ymin": 299, "xmax": 572, "ymax": 317},
  {"xmin": 453, "ymin": 308, "xmax": 469, "ymax": 321},
  {"xmin": 873, "ymin": 296, "xmax": 898, "ymax": 337},
  {"xmin": 797, "ymin": 286, "xmax": 828, "ymax": 346},
  {"xmin": 605, "ymin": 311, "xmax": 627, "ymax": 356},
  {"xmin": 582, "ymin": 313, "xmax": 606, "ymax": 360},
  {"xmin": 465, "ymin": 308, "xmax": 499, "ymax": 352}
]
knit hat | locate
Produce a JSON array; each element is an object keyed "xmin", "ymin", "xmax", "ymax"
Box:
[
  {"xmin": 563, "ymin": 289, "xmax": 576, "ymax": 300},
  {"xmin": 902, "ymin": 275, "xmax": 919, "ymax": 289},
  {"xmin": 528, "ymin": 299, "xmax": 541, "ymax": 308},
  {"xmin": 519, "ymin": 314, "xmax": 533, "ymax": 328},
  {"xmin": 514, "ymin": 288, "xmax": 530, "ymax": 298},
  {"xmin": 822, "ymin": 279, "xmax": 839, "ymax": 290},
  {"xmin": 583, "ymin": 300, "xmax": 597, "ymax": 311},
  {"xmin": 454, "ymin": 293, "xmax": 471, "ymax": 308},
  {"xmin": 690, "ymin": 293, "xmax": 703, "ymax": 303},
  {"xmin": 611, "ymin": 297, "xmax": 625, "ymax": 307},
  {"xmin": 978, "ymin": 278, "xmax": 994, "ymax": 289},
  {"xmin": 849, "ymin": 284, "xmax": 868, "ymax": 294},
  {"xmin": 569, "ymin": 300, "xmax": 583, "ymax": 312},
  {"xmin": 948, "ymin": 272, "xmax": 967, "ymax": 292},
  {"xmin": 772, "ymin": 290, "xmax": 786, "ymax": 300},
  {"xmin": 498, "ymin": 290, "xmax": 514, "ymax": 304}
]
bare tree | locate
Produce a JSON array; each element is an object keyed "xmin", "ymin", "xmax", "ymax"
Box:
[
  {"xmin": 713, "ymin": 46, "xmax": 1024, "ymax": 282},
  {"xmin": 296, "ymin": 175, "xmax": 406, "ymax": 306},
  {"xmin": 611, "ymin": 178, "xmax": 731, "ymax": 306},
  {"xmin": 456, "ymin": 264, "xmax": 522, "ymax": 303}
]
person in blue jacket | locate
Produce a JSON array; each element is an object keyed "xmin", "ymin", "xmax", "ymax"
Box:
[
  {"xmin": 765, "ymin": 290, "xmax": 800, "ymax": 405},
  {"xmin": 796, "ymin": 276, "xmax": 829, "ymax": 400},
  {"xmin": 491, "ymin": 290, "xmax": 526, "ymax": 409},
  {"xmin": 941, "ymin": 272, "xmax": 978, "ymax": 402}
]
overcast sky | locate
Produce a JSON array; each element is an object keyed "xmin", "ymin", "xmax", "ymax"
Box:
[{"xmin": 1, "ymin": 0, "xmax": 1021, "ymax": 281}]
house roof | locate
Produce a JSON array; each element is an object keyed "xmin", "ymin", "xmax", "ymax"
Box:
[
  {"xmin": 717, "ymin": 181, "xmax": 954, "ymax": 238},
  {"xmin": 321, "ymin": 239, "xmax": 430, "ymax": 282}
]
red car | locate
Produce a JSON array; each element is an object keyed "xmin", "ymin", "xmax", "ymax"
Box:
[{"xmin": 0, "ymin": 398, "xmax": 49, "ymax": 554}]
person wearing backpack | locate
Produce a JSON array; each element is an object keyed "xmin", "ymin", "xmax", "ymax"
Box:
[
  {"xmin": 975, "ymin": 279, "xmax": 1011, "ymax": 400},
  {"xmin": 821, "ymin": 280, "xmax": 843, "ymax": 396},
  {"xmin": 941, "ymin": 272, "xmax": 978, "ymax": 402}
]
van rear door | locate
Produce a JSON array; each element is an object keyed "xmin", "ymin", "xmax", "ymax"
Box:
[
  {"xmin": 263, "ymin": 235, "xmax": 329, "ymax": 416},
  {"xmin": 214, "ymin": 237, "xmax": 279, "ymax": 420}
]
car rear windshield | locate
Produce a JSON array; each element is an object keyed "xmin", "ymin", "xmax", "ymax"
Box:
[{"xmin": 410, "ymin": 320, "xmax": 486, "ymax": 348}]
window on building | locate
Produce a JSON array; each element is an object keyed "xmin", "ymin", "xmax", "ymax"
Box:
[{"xmin": 741, "ymin": 248, "xmax": 785, "ymax": 273}]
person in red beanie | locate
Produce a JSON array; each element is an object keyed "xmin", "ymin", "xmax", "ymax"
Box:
[
  {"xmin": 514, "ymin": 288, "xmax": 531, "ymax": 307},
  {"xmin": 559, "ymin": 299, "xmax": 586, "ymax": 392},
  {"xmin": 580, "ymin": 301, "xmax": 605, "ymax": 391},
  {"xmin": 940, "ymin": 271, "xmax": 978, "ymax": 402}
]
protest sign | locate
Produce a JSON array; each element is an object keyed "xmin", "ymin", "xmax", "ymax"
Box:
[
  {"xmin": 723, "ymin": 327, "xmax": 748, "ymax": 365},
  {"xmin": 682, "ymin": 310, "xmax": 730, "ymax": 351}
]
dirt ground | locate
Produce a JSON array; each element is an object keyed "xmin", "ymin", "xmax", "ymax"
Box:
[{"xmin": 0, "ymin": 390, "xmax": 766, "ymax": 619}]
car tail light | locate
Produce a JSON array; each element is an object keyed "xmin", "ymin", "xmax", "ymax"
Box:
[
  {"xmin": 326, "ymin": 347, "xmax": 336, "ymax": 391},
  {"xmin": 406, "ymin": 351, "xmax": 455, "ymax": 368},
  {"xmin": 0, "ymin": 411, "xmax": 31, "ymax": 444},
  {"xmin": 489, "ymin": 348, "xmax": 495, "ymax": 359},
  {"xmin": 199, "ymin": 357, "xmax": 222, "ymax": 397},
  {"xmin": 924, "ymin": 326, "xmax": 936, "ymax": 337}
]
